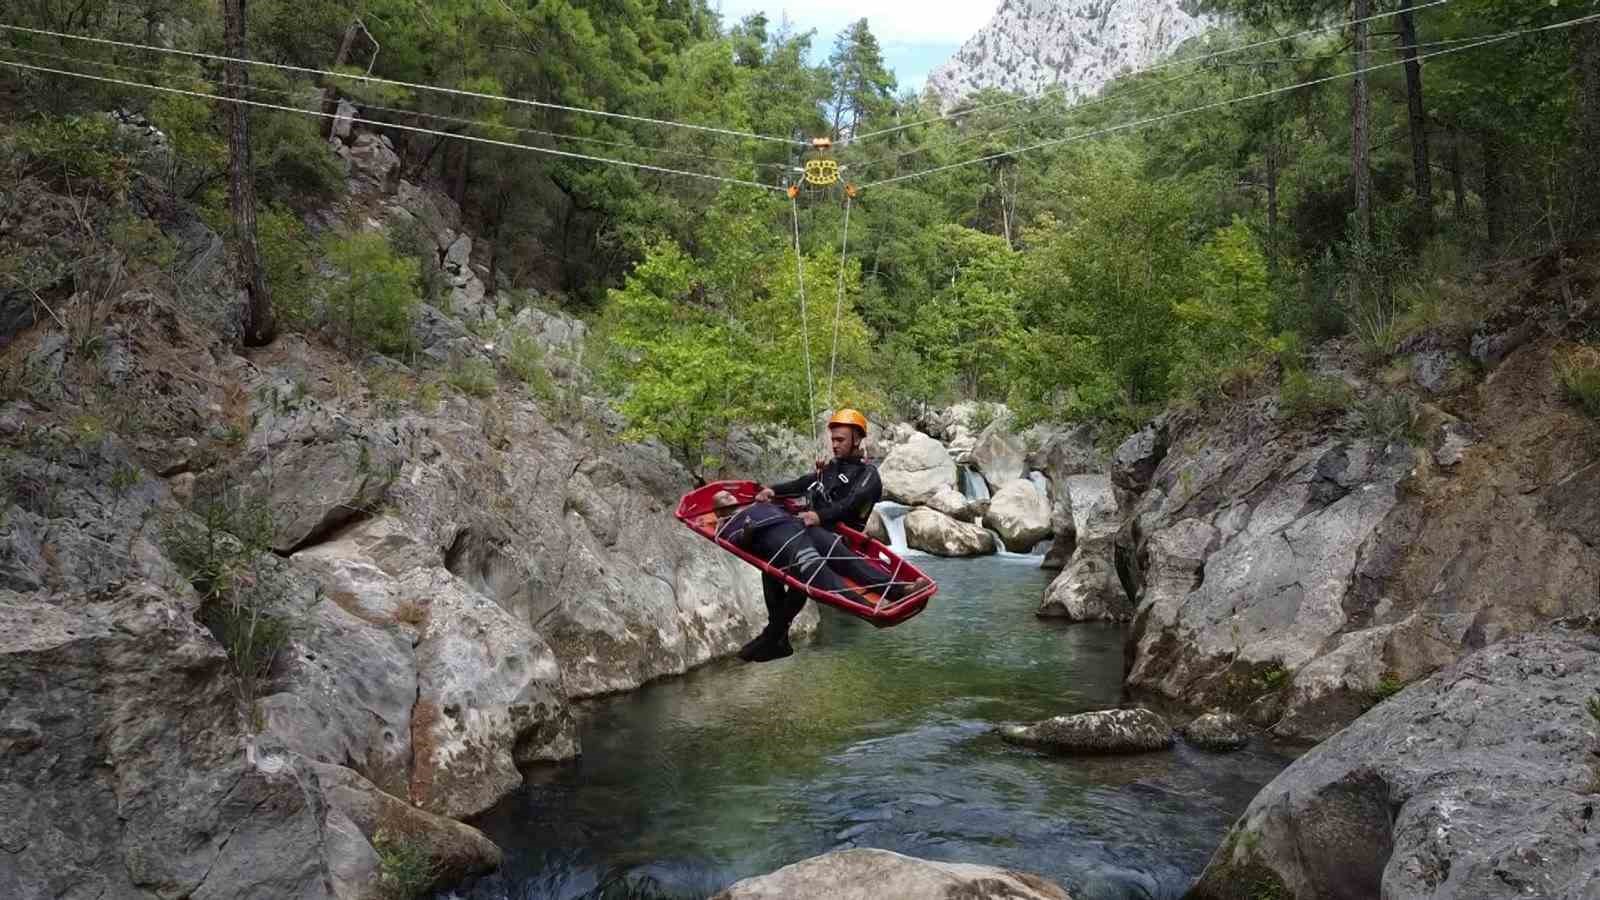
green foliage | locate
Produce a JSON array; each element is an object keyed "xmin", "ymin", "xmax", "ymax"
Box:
[
  {"xmin": 1587, "ymin": 692, "xmax": 1600, "ymax": 725},
  {"xmin": 1279, "ymin": 370, "xmax": 1352, "ymax": 422},
  {"xmin": 1257, "ymin": 665, "xmax": 1290, "ymax": 693},
  {"xmin": 1359, "ymin": 394, "xmax": 1421, "ymax": 446},
  {"xmin": 503, "ymin": 331, "xmax": 555, "ymax": 399},
  {"xmin": 1556, "ymin": 348, "xmax": 1600, "ymax": 419},
  {"xmin": 253, "ymin": 107, "xmax": 345, "ymax": 203},
  {"xmin": 373, "ymin": 830, "xmax": 436, "ymax": 900},
  {"xmin": 323, "ymin": 232, "xmax": 420, "ymax": 355},
  {"xmin": 256, "ymin": 206, "xmax": 318, "ymax": 329},
  {"xmin": 446, "ymin": 357, "xmax": 497, "ymax": 398},
  {"xmin": 163, "ymin": 491, "xmax": 288, "ymax": 720},
  {"xmin": 1374, "ymin": 674, "xmax": 1407, "ymax": 702},
  {"xmin": 13, "ymin": 115, "xmax": 130, "ymax": 190}
]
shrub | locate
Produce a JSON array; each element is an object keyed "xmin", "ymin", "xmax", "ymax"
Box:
[
  {"xmin": 254, "ymin": 107, "xmax": 345, "ymax": 203},
  {"xmin": 1374, "ymin": 674, "xmax": 1406, "ymax": 702},
  {"xmin": 966, "ymin": 400, "xmax": 1000, "ymax": 434},
  {"xmin": 14, "ymin": 114, "xmax": 131, "ymax": 190},
  {"xmin": 503, "ymin": 331, "xmax": 555, "ymax": 399},
  {"xmin": 164, "ymin": 491, "xmax": 289, "ymax": 719},
  {"xmin": 257, "ymin": 206, "xmax": 318, "ymax": 329},
  {"xmin": 1556, "ymin": 348, "xmax": 1600, "ymax": 419},
  {"xmin": 374, "ymin": 830, "xmax": 436, "ymax": 900},
  {"xmin": 1358, "ymin": 394, "xmax": 1420, "ymax": 446},
  {"xmin": 1279, "ymin": 370, "xmax": 1351, "ymax": 421},
  {"xmin": 323, "ymin": 232, "xmax": 420, "ymax": 355},
  {"xmin": 446, "ymin": 357, "xmax": 496, "ymax": 398}
]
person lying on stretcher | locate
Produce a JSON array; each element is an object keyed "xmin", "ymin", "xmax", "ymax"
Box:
[{"xmin": 711, "ymin": 489, "xmax": 931, "ymax": 663}]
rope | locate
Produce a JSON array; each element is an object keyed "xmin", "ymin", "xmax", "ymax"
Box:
[
  {"xmin": 827, "ymin": 194, "xmax": 852, "ymax": 411},
  {"xmin": 0, "ymin": 56, "xmax": 786, "ymax": 191},
  {"xmin": 861, "ymin": 13, "xmax": 1600, "ymax": 190},
  {"xmin": 0, "ymin": 43, "xmax": 802, "ymax": 175},
  {"xmin": 790, "ymin": 193, "xmax": 819, "ymax": 447},
  {"xmin": 845, "ymin": 0, "xmax": 1454, "ymax": 145},
  {"xmin": 0, "ymin": 22, "xmax": 807, "ymax": 147}
]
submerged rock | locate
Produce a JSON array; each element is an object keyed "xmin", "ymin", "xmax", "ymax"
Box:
[
  {"xmin": 711, "ymin": 848, "xmax": 1071, "ymax": 900},
  {"xmin": 1179, "ymin": 712, "xmax": 1250, "ymax": 751},
  {"xmin": 999, "ymin": 708, "xmax": 1174, "ymax": 754},
  {"xmin": 1191, "ymin": 627, "xmax": 1600, "ymax": 900}
]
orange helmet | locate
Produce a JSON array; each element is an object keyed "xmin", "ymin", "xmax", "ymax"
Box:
[{"xmin": 827, "ymin": 408, "xmax": 869, "ymax": 437}]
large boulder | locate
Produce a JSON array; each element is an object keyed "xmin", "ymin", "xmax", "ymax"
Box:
[
  {"xmin": 1039, "ymin": 476, "xmax": 1124, "ymax": 619},
  {"xmin": 1111, "ymin": 416, "xmax": 1168, "ymax": 498},
  {"xmin": 712, "ymin": 849, "xmax": 1071, "ymax": 900},
  {"xmin": 983, "ymin": 478, "xmax": 1052, "ymax": 553},
  {"xmin": 999, "ymin": 708, "xmax": 1174, "ymax": 754},
  {"xmin": 1120, "ymin": 339, "xmax": 1600, "ymax": 741},
  {"xmin": 1191, "ymin": 627, "xmax": 1600, "ymax": 900},
  {"xmin": 971, "ymin": 421, "xmax": 1026, "ymax": 487},
  {"xmin": 926, "ymin": 484, "xmax": 982, "ymax": 521},
  {"xmin": 904, "ymin": 507, "xmax": 996, "ymax": 557},
  {"xmin": 878, "ymin": 432, "xmax": 958, "ymax": 505}
]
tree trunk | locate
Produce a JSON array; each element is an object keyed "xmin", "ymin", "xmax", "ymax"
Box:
[
  {"xmin": 1576, "ymin": 16, "xmax": 1600, "ymax": 236},
  {"xmin": 1482, "ymin": 132, "xmax": 1506, "ymax": 252},
  {"xmin": 1267, "ymin": 135, "xmax": 1280, "ymax": 276},
  {"xmin": 1450, "ymin": 133, "xmax": 1467, "ymax": 227},
  {"xmin": 320, "ymin": 20, "xmax": 361, "ymax": 139},
  {"xmin": 223, "ymin": 0, "xmax": 274, "ymax": 346},
  {"xmin": 1351, "ymin": 0, "xmax": 1373, "ymax": 247},
  {"xmin": 1398, "ymin": 0, "xmax": 1433, "ymax": 237},
  {"xmin": 450, "ymin": 140, "xmax": 470, "ymax": 208}
]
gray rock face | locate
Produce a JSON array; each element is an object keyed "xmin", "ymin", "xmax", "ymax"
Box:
[
  {"xmin": 983, "ymin": 478, "xmax": 1051, "ymax": 552},
  {"xmin": 1192, "ymin": 627, "xmax": 1600, "ymax": 900},
  {"xmin": 904, "ymin": 507, "xmax": 997, "ymax": 557},
  {"xmin": 878, "ymin": 432, "xmax": 959, "ymax": 505},
  {"xmin": 1000, "ymin": 708, "xmax": 1174, "ymax": 754},
  {"xmin": 1111, "ymin": 417, "xmax": 1167, "ymax": 497},
  {"xmin": 1179, "ymin": 712, "xmax": 1250, "ymax": 751},
  {"xmin": 712, "ymin": 848, "xmax": 1072, "ymax": 900},
  {"xmin": 1120, "ymin": 339, "xmax": 1600, "ymax": 741},
  {"xmin": 1039, "ymin": 475, "xmax": 1124, "ymax": 620},
  {"xmin": 971, "ymin": 422, "xmax": 1026, "ymax": 487}
]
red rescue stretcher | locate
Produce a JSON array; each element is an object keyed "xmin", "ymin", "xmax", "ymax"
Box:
[{"xmin": 674, "ymin": 480, "xmax": 937, "ymax": 627}]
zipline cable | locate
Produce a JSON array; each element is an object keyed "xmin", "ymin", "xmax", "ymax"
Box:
[
  {"xmin": 827, "ymin": 194, "xmax": 852, "ymax": 411},
  {"xmin": 850, "ymin": 28, "xmax": 1514, "ymax": 177},
  {"xmin": 790, "ymin": 193, "xmax": 819, "ymax": 447},
  {"xmin": 0, "ymin": 42, "xmax": 800, "ymax": 175},
  {"xmin": 846, "ymin": 0, "xmax": 1454, "ymax": 145},
  {"xmin": 0, "ymin": 55, "xmax": 787, "ymax": 191},
  {"xmin": 862, "ymin": 12, "xmax": 1600, "ymax": 190},
  {"xmin": 0, "ymin": 21, "xmax": 808, "ymax": 147}
]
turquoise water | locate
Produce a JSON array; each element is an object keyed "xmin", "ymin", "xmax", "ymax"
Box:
[{"xmin": 456, "ymin": 555, "xmax": 1290, "ymax": 900}]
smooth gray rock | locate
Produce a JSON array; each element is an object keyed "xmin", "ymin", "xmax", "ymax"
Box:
[
  {"xmin": 926, "ymin": 484, "xmax": 982, "ymax": 521},
  {"xmin": 712, "ymin": 848, "xmax": 1072, "ymax": 900},
  {"xmin": 331, "ymin": 98, "xmax": 357, "ymax": 140},
  {"xmin": 878, "ymin": 432, "xmax": 959, "ymax": 505},
  {"xmin": 1191, "ymin": 627, "xmax": 1600, "ymax": 900},
  {"xmin": 904, "ymin": 506, "xmax": 996, "ymax": 557},
  {"xmin": 971, "ymin": 421, "xmax": 1026, "ymax": 487},
  {"xmin": 984, "ymin": 477, "xmax": 1051, "ymax": 552},
  {"xmin": 1111, "ymin": 417, "xmax": 1167, "ymax": 496},
  {"xmin": 1179, "ymin": 712, "xmax": 1250, "ymax": 751},
  {"xmin": 999, "ymin": 708, "xmax": 1174, "ymax": 754},
  {"xmin": 1038, "ymin": 550, "xmax": 1126, "ymax": 621}
]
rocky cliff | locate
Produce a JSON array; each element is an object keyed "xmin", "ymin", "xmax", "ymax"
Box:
[
  {"xmin": 0, "ymin": 123, "xmax": 812, "ymax": 898},
  {"xmin": 927, "ymin": 0, "xmax": 1211, "ymax": 108}
]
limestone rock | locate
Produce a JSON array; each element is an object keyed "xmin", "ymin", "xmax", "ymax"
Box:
[
  {"xmin": 925, "ymin": 484, "xmax": 980, "ymax": 521},
  {"xmin": 1111, "ymin": 417, "xmax": 1167, "ymax": 496},
  {"xmin": 971, "ymin": 422, "xmax": 1026, "ymax": 487},
  {"xmin": 1179, "ymin": 712, "xmax": 1250, "ymax": 751},
  {"xmin": 999, "ymin": 708, "xmax": 1174, "ymax": 754},
  {"xmin": 1037, "ymin": 550, "xmax": 1125, "ymax": 621},
  {"xmin": 983, "ymin": 478, "xmax": 1051, "ymax": 553},
  {"xmin": 444, "ymin": 233, "xmax": 473, "ymax": 271},
  {"xmin": 878, "ymin": 432, "xmax": 958, "ymax": 505},
  {"xmin": 332, "ymin": 98, "xmax": 357, "ymax": 140},
  {"xmin": 342, "ymin": 131, "xmax": 399, "ymax": 191},
  {"xmin": 712, "ymin": 848, "xmax": 1071, "ymax": 900},
  {"xmin": 904, "ymin": 507, "xmax": 996, "ymax": 557},
  {"xmin": 1191, "ymin": 627, "xmax": 1600, "ymax": 900}
]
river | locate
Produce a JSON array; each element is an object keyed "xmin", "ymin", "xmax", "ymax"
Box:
[{"xmin": 454, "ymin": 554, "xmax": 1291, "ymax": 900}]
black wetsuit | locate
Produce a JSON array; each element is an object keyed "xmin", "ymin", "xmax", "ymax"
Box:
[
  {"xmin": 719, "ymin": 502, "xmax": 872, "ymax": 604},
  {"xmin": 760, "ymin": 456, "xmax": 885, "ymax": 630}
]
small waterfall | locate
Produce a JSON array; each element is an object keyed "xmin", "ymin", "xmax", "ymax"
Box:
[
  {"xmin": 960, "ymin": 467, "xmax": 990, "ymax": 502},
  {"xmin": 1031, "ymin": 539, "xmax": 1053, "ymax": 558},
  {"xmin": 875, "ymin": 501, "xmax": 911, "ymax": 554},
  {"xmin": 1028, "ymin": 471, "xmax": 1050, "ymax": 502}
]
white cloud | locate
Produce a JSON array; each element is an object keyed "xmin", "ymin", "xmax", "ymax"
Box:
[{"xmin": 714, "ymin": 0, "xmax": 999, "ymax": 45}]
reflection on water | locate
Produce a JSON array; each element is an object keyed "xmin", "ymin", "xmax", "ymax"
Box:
[{"xmin": 456, "ymin": 555, "xmax": 1290, "ymax": 900}]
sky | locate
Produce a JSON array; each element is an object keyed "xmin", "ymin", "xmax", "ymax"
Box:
[{"xmin": 711, "ymin": 0, "xmax": 1002, "ymax": 92}]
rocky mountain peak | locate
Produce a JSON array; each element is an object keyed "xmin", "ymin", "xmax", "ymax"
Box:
[{"xmin": 926, "ymin": 0, "xmax": 1213, "ymax": 108}]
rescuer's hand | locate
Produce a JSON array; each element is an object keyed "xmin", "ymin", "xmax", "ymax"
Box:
[
  {"xmin": 755, "ymin": 487, "xmax": 775, "ymax": 502},
  {"xmin": 799, "ymin": 511, "xmax": 821, "ymax": 527}
]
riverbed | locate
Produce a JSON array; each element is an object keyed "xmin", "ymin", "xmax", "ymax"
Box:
[{"xmin": 456, "ymin": 554, "xmax": 1291, "ymax": 900}]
